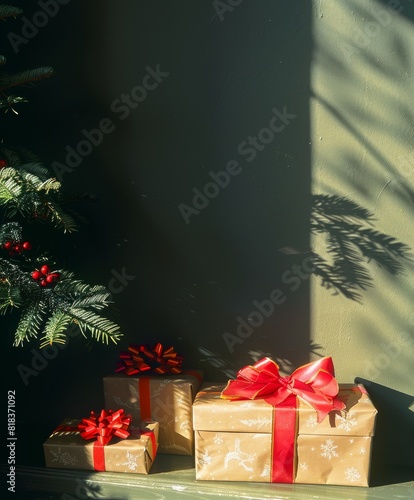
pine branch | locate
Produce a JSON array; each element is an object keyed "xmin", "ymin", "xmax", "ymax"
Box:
[
  {"xmin": 0, "ymin": 281, "xmax": 22, "ymax": 313},
  {"xmin": 13, "ymin": 301, "xmax": 46, "ymax": 346},
  {"xmin": 0, "ymin": 67, "xmax": 54, "ymax": 92},
  {"xmin": 0, "ymin": 221, "xmax": 22, "ymax": 244},
  {"xmin": 40, "ymin": 309, "xmax": 72, "ymax": 347},
  {"xmin": 18, "ymin": 162, "xmax": 52, "ymax": 181},
  {"xmin": 44, "ymin": 201, "xmax": 78, "ymax": 232},
  {"xmin": 0, "ymin": 167, "xmax": 22, "ymax": 203},
  {"xmin": 0, "ymin": 95, "xmax": 28, "ymax": 113},
  {"xmin": 64, "ymin": 307, "xmax": 122, "ymax": 345},
  {"xmin": 0, "ymin": 4, "xmax": 22, "ymax": 20}
]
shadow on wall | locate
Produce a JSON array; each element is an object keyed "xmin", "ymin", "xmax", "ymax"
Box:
[
  {"xmin": 311, "ymin": 193, "xmax": 412, "ymax": 302},
  {"xmin": 197, "ymin": 191, "xmax": 412, "ymax": 378},
  {"xmin": 356, "ymin": 378, "xmax": 414, "ymax": 483}
]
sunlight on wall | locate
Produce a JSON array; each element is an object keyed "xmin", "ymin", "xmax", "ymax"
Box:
[{"xmin": 311, "ymin": 0, "xmax": 414, "ymax": 394}]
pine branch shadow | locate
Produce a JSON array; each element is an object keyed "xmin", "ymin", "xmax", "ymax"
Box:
[{"xmin": 310, "ymin": 194, "xmax": 413, "ymax": 302}]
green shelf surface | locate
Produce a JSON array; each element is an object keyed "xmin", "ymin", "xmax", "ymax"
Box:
[{"xmin": 8, "ymin": 456, "xmax": 414, "ymax": 500}]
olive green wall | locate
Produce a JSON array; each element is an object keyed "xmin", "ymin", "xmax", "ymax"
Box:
[
  {"xmin": 310, "ymin": 0, "xmax": 414, "ymax": 470},
  {"xmin": 2, "ymin": 0, "xmax": 413, "ymax": 477}
]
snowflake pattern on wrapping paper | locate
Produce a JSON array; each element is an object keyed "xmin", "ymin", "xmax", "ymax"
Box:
[
  {"xmin": 120, "ymin": 451, "xmax": 139, "ymax": 471},
  {"xmin": 199, "ymin": 450, "xmax": 212, "ymax": 466},
  {"xmin": 50, "ymin": 447, "xmax": 78, "ymax": 466},
  {"xmin": 359, "ymin": 447, "xmax": 366, "ymax": 455},
  {"xmin": 299, "ymin": 462, "xmax": 309, "ymax": 471},
  {"xmin": 320, "ymin": 439, "xmax": 339, "ymax": 460},
  {"xmin": 337, "ymin": 411, "xmax": 357, "ymax": 432},
  {"xmin": 345, "ymin": 467, "xmax": 361, "ymax": 482},
  {"xmin": 240, "ymin": 402, "xmax": 255, "ymax": 408},
  {"xmin": 305, "ymin": 414, "xmax": 318, "ymax": 428},
  {"xmin": 239, "ymin": 417, "xmax": 272, "ymax": 430},
  {"xmin": 224, "ymin": 439, "xmax": 255, "ymax": 471},
  {"xmin": 213, "ymin": 434, "xmax": 223, "ymax": 445}
]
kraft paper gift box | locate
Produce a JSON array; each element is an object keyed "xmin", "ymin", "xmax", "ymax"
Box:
[
  {"xmin": 193, "ymin": 358, "xmax": 378, "ymax": 486},
  {"xmin": 43, "ymin": 411, "xmax": 158, "ymax": 474},
  {"xmin": 103, "ymin": 371, "xmax": 203, "ymax": 455}
]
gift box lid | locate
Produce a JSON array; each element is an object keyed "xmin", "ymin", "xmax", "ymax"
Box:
[
  {"xmin": 193, "ymin": 383, "xmax": 377, "ymax": 437},
  {"xmin": 43, "ymin": 419, "xmax": 159, "ymax": 449}
]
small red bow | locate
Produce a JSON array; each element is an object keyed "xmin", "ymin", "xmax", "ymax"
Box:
[
  {"xmin": 116, "ymin": 342, "xmax": 183, "ymax": 376},
  {"xmin": 221, "ymin": 357, "xmax": 345, "ymax": 422},
  {"xmin": 78, "ymin": 409, "xmax": 131, "ymax": 445}
]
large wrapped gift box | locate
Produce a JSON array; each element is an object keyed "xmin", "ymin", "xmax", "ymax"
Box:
[
  {"xmin": 193, "ymin": 382, "xmax": 377, "ymax": 486},
  {"xmin": 43, "ymin": 418, "xmax": 158, "ymax": 474},
  {"xmin": 103, "ymin": 371, "xmax": 202, "ymax": 455}
]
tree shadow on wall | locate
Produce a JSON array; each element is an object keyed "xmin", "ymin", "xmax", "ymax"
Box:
[{"xmin": 310, "ymin": 194, "xmax": 412, "ymax": 302}]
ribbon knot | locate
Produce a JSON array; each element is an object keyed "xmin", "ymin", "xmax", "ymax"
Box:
[
  {"xmin": 221, "ymin": 357, "xmax": 345, "ymax": 422},
  {"xmin": 78, "ymin": 409, "xmax": 132, "ymax": 446},
  {"xmin": 115, "ymin": 343, "xmax": 184, "ymax": 376}
]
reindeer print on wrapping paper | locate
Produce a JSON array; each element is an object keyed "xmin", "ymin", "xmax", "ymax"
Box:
[{"xmin": 224, "ymin": 438, "xmax": 255, "ymax": 471}]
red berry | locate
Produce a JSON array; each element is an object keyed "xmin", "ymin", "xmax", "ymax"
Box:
[
  {"xmin": 3, "ymin": 241, "xmax": 12, "ymax": 250},
  {"xmin": 46, "ymin": 272, "xmax": 60, "ymax": 283},
  {"xmin": 40, "ymin": 279, "xmax": 48, "ymax": 287},
  {"xmin": 40, "ymin": 265, "xmax": 50, "ymax": 275},
  {"xmin": 0, "ymin": 159, "xmax": 8, "ymax": 169},
  {"xmin": 14, "ymin": 244, "xmax": 23, "ymax": 253},
  {"xmin": 31, "ymin": 270, "xmax": 41, "ymax": 280},
  {"xmin": 22, "ymin": 241, "xmax": 32, "ymax": 250}
]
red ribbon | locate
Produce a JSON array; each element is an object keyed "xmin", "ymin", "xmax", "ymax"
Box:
[
  {"xmin": 78, "ymin": 409, "xmax": 132, "ymax": 471},
  {"xmin": 115, "ymin": 343, "xmax": 184, "ymax": 376},
  {"xmin": 221, "ymin": 357, "xmax": 345, "ymax": 483}
]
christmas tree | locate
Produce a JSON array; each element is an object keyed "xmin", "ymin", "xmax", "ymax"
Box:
[{"xmin": 0, "ymin": 4, "xmax": 122, "ymax": 347}]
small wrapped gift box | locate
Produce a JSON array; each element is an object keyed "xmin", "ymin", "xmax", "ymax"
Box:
[
  {"xmin": 43, "ymin": 409, "xmax": 158, "ymax": 474},
  {"xmin": 193, "ymin": 358, "xmax": 377, "ymax": 486},
  {"xmin": 103, "ymin": 343, "xmax": 203, "ymax": 455}
]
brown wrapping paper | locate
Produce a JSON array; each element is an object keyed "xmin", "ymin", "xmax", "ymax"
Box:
[
  {"xmin": 43, "ymin": 419, "xmax": 158, "ymax": 474},
  {"xmin": 193, "ymin": 383, "xmax": 377, "ymax": 486},
  {"xmin": 103, "ymin": 371, "xmax": 202, "ymax": 455}
]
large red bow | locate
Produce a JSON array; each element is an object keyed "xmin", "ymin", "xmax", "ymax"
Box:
[
  {"xmin": 78, "ymin": 409, "xmax": 131, "ymax": 446},
  {"xmin": 221, "ymin": 357, "xmax": 345, "ymax": 422},
  {"xmin": 116, "ymin": 343, "xmax": 183, "ymax": 376}
]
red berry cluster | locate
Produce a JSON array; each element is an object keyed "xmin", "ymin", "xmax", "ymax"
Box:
[
  {"xmin": 31, "ymin": 265, "xmax": 61, "ymax": 288},
  {"xmin": 2, "ymin": 240, "xmax": 32, "ymax": 256},
  {"xmin": 0, "ymin": 159, "xmax": 8, "ymax": 169}
]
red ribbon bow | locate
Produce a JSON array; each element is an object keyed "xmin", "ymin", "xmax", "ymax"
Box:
[
  {"xmin": 115, "ymin": 343, "xmax": 184, "ymax": 376},
  {"xmin": 78, "ymin": 409, "xmax": 131, "ymax": 446},
  {"xmin": 221, "ymin": 357, "xmax": 345, "ymax": 422},
  {"xmin": 221, "ymin": 357, "xmax": 345, "ymax": 483}
]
